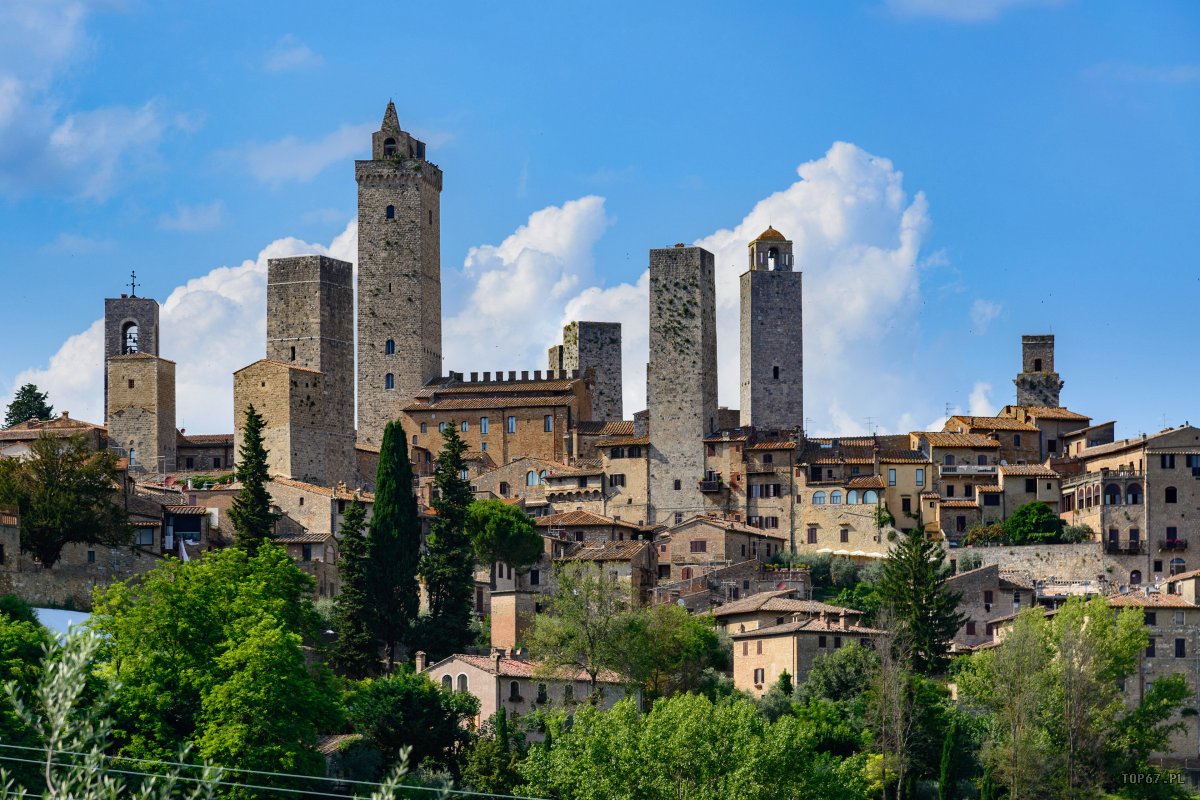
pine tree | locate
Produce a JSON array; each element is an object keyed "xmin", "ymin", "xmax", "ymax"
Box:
[
  {"xmin": 330, "ymin": 499, "xmax": 377, "ymax": 677},
  {"xmin": 876, "ymin": 529, "xmax": 966, "ymax": 674},
  {"xmin": 369, "ymin": 420, "xmax": 422, "ymax": 670},
  {"xmin": 4, "ymin": 384, "xmax": 52, "ymax": 428},
  {"xmin": 420, "ymin": 421, "xmax": 477, "ymax": 659},
  {"xmin": 228, "ymin": 405, "xmax": 279, "ymax": 554}
]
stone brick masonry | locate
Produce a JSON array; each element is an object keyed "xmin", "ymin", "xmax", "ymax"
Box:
[{"xmin": 740, "ymin": 229, "xmax": 803, "ymax": 432}]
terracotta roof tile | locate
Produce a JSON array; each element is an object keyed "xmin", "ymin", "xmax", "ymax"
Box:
[
  {"xmin": 1166, "ymin": 568, "xmax": 1200, "ymax": 584},
  {"xmin": 921, "ymin": 432, "xmax": 1001, "ymax": 448},
  {"xmin": 846, "ymin": 475, "xmax": 885, "ymax": 489},
  {"xmin": 947, "ymin": 416, "xmax": 1039, "ymax": 432},
  {"xmin": 939, "ymin": 499, "xmax": 978, "ymax": 508},
  {"xmin": 746, "ymin": 441, "xmax": 796, "ymax": 451},
  {"xmin": 999, "ymin": 464, "xmax": 1059, "ymax": 477},
  {"xmin": 577, "ymin": 420, "xmax": 636, "ymax": 436},
  {"xmin": 731, "ymin": 617, "xmax": 884, "ymax": 638},
  {"xmin": 1107, "ymin": 592, "xmax": 1198, "ymax": 608},
  {"xmin": 558, "ymin": 541, "xmax": 651, "ymax": 562},
  {"xmin": 437, "ymin": 654, "xmax": 626, "ymax": 683},
  {"xmin": 596, "ymin": 435, "xmax": 650, "ymax": 447},
  {"xmin": 754, "ymin": 225, "xmax": 788, "ymax": 242},
  {"xmin": 1020, "ymin": 406, "xmax": 1091, "ymax": 422},
  {"xmin": 270, "ymin": 476, "xmax": 374, "ymax": 502},
  {"xmin": 275, "ymin": 533, "xmax": 331, "ymax": 545},
  {"xmin": 164, "ymin": 505, "xmax": 208, "ymax": 515},
  {"xmin": 535, "ymin": 510, "xmax": 638, "ymax": 529},
  {"xmin": 234, "ymin": 358, "xmax": 322, "ymax": 375}
]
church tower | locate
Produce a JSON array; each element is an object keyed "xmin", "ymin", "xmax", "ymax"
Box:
[
  {"xmin": 103, "ymin": 281, "xmax": 159, "ymax": 422},
  {"xmin": 355, "ymin": 101, "xmax": 443, "ymax": 446},
  {"xmin": 739, "ymin": 227, "xmax": 803, "ymax": 432}
]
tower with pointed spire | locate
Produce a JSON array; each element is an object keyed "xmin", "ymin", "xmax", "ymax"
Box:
[
  {"xmin": 739, "ymin": 226, "xmax": 803, "ymax": 431},
  {"xmin": 355, "ymin": 101, "xmax": 443, "ymax": 445}
]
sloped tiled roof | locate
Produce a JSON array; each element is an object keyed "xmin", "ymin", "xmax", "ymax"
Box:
[
  {"xmin": 275, "ymin": 533, "xmax": 331, "ymax": 545},
  {"xmin": 939, "ymin": 499, "xmax": 978, "ymax": 508},
  {"xmin": 846, "ymin": 475, "xmax": 885, "ymax": 489},
  {"xmin": 670, "ymin": 514, "xmax": 788, "ymax": 540},
  {"xmin": 0, "ymin": 414, "xmax": 104, "ymax": 440},
  {"xmin": 164, "ymin": 505, "xmax": 208, "ymax": 515},
  {"xmin": 921, "ymin": 433, "xmax": 1001, "ymax": 448},
  {"xmin": 712, "ymin": 595, "xmax": 859, "ymax": 619},
  {"xmin": 746, "ymin": 440, "xmax": 797, "ymax": 451},
  {"xmin": 577, "ymin": 420, "xmax": 635, "ymax": 437},
  {"xmin": 177, "ymin": 432, "xmax": 234, "ymax": 445},
  {"xmin": 270, "ymin": 476, "xmax": 374, "ymax": 502},
  {"xmin": 948, "ymin": 416, "xmax": 1038, "ymax": 432},
  {"xmin": 596, "ymin": 435, "xmax": 650, "ymax": 447},
  {"xmin": 234, "ymin": 359, "xmax": 322, "ymax": 375},
  {"xmin": 1021, "ymin": 406, "xmax": 1091, "ymax": 422},
  {"xmin": 754, "ymin": 226, "xmax": 788, "ymax": 242},
  {"xmin": 880, "ymin": 450, "xmax": 931, "ymax": 464},
  {"xmin": 559, "ymin": 541, "xmax": 651, "ymax": 562},
  {"xmin": 535, "ymin": 510, "xmax": 638, "ymax": 529},
  {"xmin": 731, "ymin": 616, "xmax": 884, "ymax": 638},
  {"xmin": 999, "ymin": 464, "xmax": 1059, "ymax": 477},
  {"xmin": 1166, "ymin": 568, "xmax": 1200, "ymax": 584},
  {"xmin": 436, "ymin": 654, "xmax": 625, "ymax": 683},
  {"xmin": 1108, "ymin": 592, "xmax": 1198, "ymax": 608}
]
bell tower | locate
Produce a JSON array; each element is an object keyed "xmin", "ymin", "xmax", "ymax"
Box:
[
  {"xmin": 355, "ymin": 101, "xmax": 443, "ymax": 445},
  {"xmin": 739, "ymin": 227, "xmax": 803, "ymax": 432},
  {"xmin": 103, "ymin": 272, "xmax": 160, "ymax": 422}
]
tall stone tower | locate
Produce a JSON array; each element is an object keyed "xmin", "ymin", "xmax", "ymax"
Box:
[
  {"xmin": 647, "ymin": 245, "xmax": 718, "ymax": 527},
  {"xmin": 739, "ymin": 226, "xmax": 803, "ymax": 431},
  {"xmin": 106, "ymin": 354, "xmax": 176, "ymax": 476},
  {"xmin": 356, "ymin": 101, "xmax": 443, "ymax": 446},
  {"xmin": 266, "ymin": 254, "xmax": 356, "ymax": 483},
  {"xmin": 1014, "ymin": 334, "xmax": 1063, "ymax": 407},
  {"xmin": 103, "ymin": 292, "xmax": 159, "ymax": 422},
  {"xmin": 548, "ymin": 321, "xmax": 623, "ymax": 421}
]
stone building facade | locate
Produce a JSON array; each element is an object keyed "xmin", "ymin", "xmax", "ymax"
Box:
[
  {"xmin": 356, "ymin": 101, "xmax": 443, "ymax": 446},
  {"xmin": 739, "ymin": 227, "xmax": 803, "ymax": 432},
  {"xmin": 732, "ymin": 611, "xmax": 881, "ymax": 697},
  {"xmin": 264, "ymin": 254, "xmax": 356, "ymax": 485},
  {"xmin": 1013, "ymin": 334, "xmax": 1064, "ymax": 408},
  {"xmin": 646, "ymin": 245, "xmax": 718, "ymax": 526},
  {"xmin": 233, "ymin": 360, "xmax": 331, "ymax": 485},
  {"xmin": 106, "ymin": 354, "xmax": 176, "ymax": 477},
  {"xmin": 548, "ymin": 321, "xmax": 623, "ymax": 422},
  {"xmin": 103, "ymin": 293, "xmax": 159, "ymax": 420}
]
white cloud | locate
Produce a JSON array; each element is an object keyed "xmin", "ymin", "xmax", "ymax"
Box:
[
  {"xmin": 886, "ymin": 0, "xmax": 1065, "ymax": 22},
  {"xmin": 0, "ymin": 2, "xmax": 179, "ymax": 200},
  {"xmin": 968, "ymin": 381, "xmax": 994, "ymax": 417},
  {"xmin": 11, "ymin": 221, "xmax": 358, "ymax": 433},
  {"xmin": 969, "ymin": 298, "xmax": 1001, "ymax": 335},
  {"xmin": 158, "ymin": 200, "xmax": 224, "ymax": 232},
  {"xmin": 236, "ymin": 123, "xmax": 372, "ymax": 185},
  {"xmin": 565, "ymin": 142, "xmax": 931, "ymax": 433},
  {"xmin": 42, "ymin": 232, "xmax": 113, "ymax": 254},
  {"xmin": 443, "ymin": 196, "xmax": 613, "ymax": 373},
  {"xmin": 264, "ymin": 35, "xmax": 323, "ymax": 73},
  {"xmin": 1083, "ymin": 62, "xmax": 1200, "ymax": 85}
]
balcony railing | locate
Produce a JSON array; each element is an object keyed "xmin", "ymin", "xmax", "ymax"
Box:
[
  {"xmin": 1105, "ymin": 540, "xmax": 1147, "ymax": 555},
  {"xmin": 698, "ymin": 480, "xmax": 723, "ymax": 493},
  {"xmin": 939, "ymin": 465, "xmax": 997, "ymax": 476},
  {"xmin": 1160, "ymin": 539, "xmax": 1189, "ymax": 552}
]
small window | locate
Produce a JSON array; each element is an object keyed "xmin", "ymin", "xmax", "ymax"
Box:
[
  {"xmin": 480, "ymin": 416, "xmax": 489, "ymax": 434},
  {"xmin": 901, "ymin": 497, "xmax": 911, "ymax": 513},
  {"xmin": 302, "ymin": 544, "xmax": 312, "ymax": 562},
  {"xmin": 507, "ymin": 415, "xmax": 517, "ymax": 433},
  {"xmin": 544, "ymin": 414, "xmax": 553, "ymax": 432},
  {"xmin": 386, "ymin": 205, "xmax": 395, "ymax": 219},
  {"xmin": 840, "ymin": 528, "xmax": 849, "ymax": 543},
  {"xmin": 915, "ymin": 468, "xmax": 925, "ymax": 487},
  {"xmin": 966, "ymin": 621, "xmax": 976, "ymax": 636},
  {"xmin": 1026, "ymin": 478, "xmax": 1037, "ymax": 493},
  {"xmin": 772, "ymin": 366, "xmax": 779, "ymax": 380},
  {"xmin": 564, "ymin": 684, "xmax": 574, "ymax": 702},
  {"xmin": 442, "ymin": 675, "xmax": 453, "ymax": 689},
  {"xmin": 807, "ymin": 526, "xmax": 817, "ymax": 544},
  {"xmin": 830, "ymin": 491, "xmax": 843, "ymax": 505},
  {"xmin": 289, "ymin": 346, "xmax": 296, "ymax": 361},
  {"xmin": 499, "ymin": 482, "xmax": 509, "ymax": 496},
  {"xmin": 1013, "ymin": 434, "xmax": 1021, "ymax": 447},
  {"xmin": 509, "ymin": 680, "xmax": 521, "ymax": 701},
  {"xmin": 383, "ymin": 137, "xmax": 397, "ymax": 157},
  {"xmin": 537, "ymin": 683, "xmax": 547, "ymax": 703},
  {"xmin": 690, "ymin": 540, "xmax": 707, "ymax": 553},
  {"xmin": 609, "ymin": 474, "xmax": 626, "ymax": 487},
  {"xmin": 1175, "ymin": 611, "xmax": 1186, "ymax": 626},
  {"xmin": 526, "ymin": 471, "xmax": 538, "ymax": 486},
  {"xmin": 385, "ymin": 339, "xmax": 395, "ymax": 355},
  {"xmin": 1162, "ymin": 454, "xmax": 1177, "ymax": 469},
  {"xmin": 1147, "ymin": 638, "xmax": 1157, "ymax": 658},
  {"xmin": 439, "ymin": 422, "xmax": 447, "ymax": 432},
  {"xmin": 87, "ymin": 550, "xmax": 96, "ymax": 564},
  {"xmin": 213, "ymin": 457, "xmax": 221, "ymax": 469},
  {"xmin": 888, "ymin": 468, "xmax": 897, "ymax": 486},
  {"xmin": 461, "ymin": 421, "xmax": 469, "ymax": 432},
  {"xmin": 299, "ymin": 497, "xmax": 304, "ymax": 506},
  {"xmin": 674, "ymin": 479, "xmax": 682, "ymax": 491},
  {"xmin": 1176, "ymin": 638, "xmax": 1187, "ymax": 658},
  {"xmin": 834, "ymin": 636, "xmax": 842, "ymax": 649},
  {"xmin": 675, "ymin": 512, "xmax": 684, "ymax": 525},
  {"xmin": 385, "ymin": 373, "xmax": 395, "ymax": 390},
  {"xmin": 753, "ymin": 668, "xmax": 765, "ymax": 685},
  {"xmin": 459, "ymin": 468, "xmax": 469, "ymax": 481},
  {"xmin": 186, "ymin": 457, "xmax": 194, "ymax": 469},
  {"xmin": 1166, "ymin": 487, "xmax": 1178, "ymax": 504},
  {"xmin": 812, "ymin": 491, "xmax": 826, "ymax": 505},
  {"xmin": 128, "ymin": 379, "xmax": 135, "ymax": 389},
  {"xmin": 530, "ymin": 568, "xmax": 540, "ymax": 586}
]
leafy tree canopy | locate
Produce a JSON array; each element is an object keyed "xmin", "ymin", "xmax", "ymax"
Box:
[
  {"xmin": 467, "ymin": 498, "xmax": 543, "ymax": 572},
  {"xmin": 1003, "ymin": 501, "xmax": 1066, "ymax": 545},
  {"xmin": 3, "ymin": 384, "xmax": 52, "ymax": 428}
]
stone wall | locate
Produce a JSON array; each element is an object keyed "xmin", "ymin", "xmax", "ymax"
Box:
[
  {"xmin": 551, "ymin": 322, "xmax": 623, "ymax": 422},
  {"xmin": 106, "ymin": 354, "xmax": 176, "ymax": 477},
  {"xmin": 952, "ymin": 542, "xmax": 1113, "ymax": 582},
  {"xmin": 356, "ymin": 105, "xmax": 443, "ymax": 447},
  {"xmin": 103, "ymin": 295, "xmax": 159, "ymax": 420},
  {"xmin": 739, "ymin": 264, "xmax": 803, "ymax": 431},
  {"xmin": 647, "ymin": 246, "xmax": 717, "ymax": 526},
  {"xmin": 1014, "ymin": 334, "xmax": 1062, "ymax": 407},
  {"xmin": 234, "ymin": 360, "xmax": 331, "ymax": 486}
]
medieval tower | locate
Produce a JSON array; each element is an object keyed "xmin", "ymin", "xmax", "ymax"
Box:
[
  {"xmin": 1014, "ymin": 334, "xmax": 1063, "ymax": 407},
  {"xmin": 356, "ymin": 101, "xmax": 443, "ymax": 445},
  {"xmin": 103, "ymin": 292, "xmax": 159, "ymax": 421},
  {"xmin": 646, "ymin": 245, "xmax": 718, "ymax": 526},
  {"xmin": 739, "ymin": 226, "xmax": 803, "ymax": 431},
  {"xmin": 548, "ymin": 321, "xmax": 624, "ymax": 422},
  {"xmin": 106, "ymin": 354, "xmax": 176, "ymax": 475}
]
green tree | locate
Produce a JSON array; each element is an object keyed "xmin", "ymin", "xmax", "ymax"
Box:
[
  {"xmin": 3, "ymin": 384, "xmax": 52, "ymax": 428},
  {"xmin": 345, "ymin": 669, "xmax": 479, "ymax": 775},
  {"xmin": 467, "ymin": 498, "xmax": 543, "ymax": 573},
  {"xmin": 461, "ymin": 709, "xmax": 525, "ymax": 795},
  {"xmin": 368, "ymin": 421, "xmax": 422, "ymax": 670},
  {"xmin": 228, "ymin": 405, "xmax": 279, "ymax": 554},
  {"xmin": 1003, "ymin": 501, "xmax": 1066, "ymax": 545},
  {"xmin": 90, "ymin": 545, "xmax": 333, "ymax": 770},
  {"xmin": 0, "ymin": 610, "xmax": 53, "ymax": 789},
  {"xmin": 527, "ymin": 561, "xmax": 630, "ymax": 693},
  {"xmin": 419, "ymin": 422, "xmax": 477, "ymax": 658},
  {"xmin": 876, "ymin": 530, "xmax": 966, "ymax": 674},
  {"xmin": 798, "ymin": 642, "xmax": 879, "ymax": 705},
  {"xmin": 1107, "ymin": 674, "xmax": 1192, "ymax": 797},
  {"xmin": 619, "ymin": 603, "xmax": 729, "ymax": 699},
  {"xmin": 0, "ymin": 433, "xmax": 130, "ymax": 568},
  {"xmin": 330, "ymin": 499, "xmax": 378, "ymax": 678}
]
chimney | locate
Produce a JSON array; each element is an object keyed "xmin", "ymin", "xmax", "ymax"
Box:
[
  {"xmin": 61, "ymin": 411, "xmax": 69, "ymax": 419},
  {"xmin": 415, "ymin": 651, "xmax": 427, "ymax": 672},
  {"xmin": 491, "ymin": 649, "xmax": 503, "ymax": 672},
  {"xmin": 839, "ymin": 610, "xmax": 849, "ymax": 630},
  {"xmin": 521, "ymin": 370, "xmax": 529, "ymax": 380}
]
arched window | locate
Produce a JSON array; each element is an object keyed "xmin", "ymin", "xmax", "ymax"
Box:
[
  {"xmin": 863, "ymin": 490, "xmax": 878, "ymax": 504},
  {"xmin": 526, "ymin": 471, "xmax": 539, "ymax": 486},
  {"xmin": 564, "ymin": 684, "xmax": 574, "ymax": 702},
  {"xmin": 509, "ymin": 680, "xmax": 521, "ymax": 701},
  {"xmin": 1127, "ymin": 484, "xmax": 1143, "ymax": 505},
  {"xmin": 385, "ymin": 373, "xmax": 395, "ymax": 390},
  {"xmin": 385, "ymin": 205, "xmax": 395, "ymax": 220},
  {"xmin": 812, "ymin": 491, "xmax": 826, "ymax": 505},
  {"xmin": 1104, "ymin": 484, "xmax": 1122, "ymax": 505},
  {"xmin": 539, "ymin": 470, "xmax": 548, "ymax": 484},
  {"xmin": 773, "ymin": 366, "xmax": 780, "ymax": 380},
  {"xmin": 385, "ymin": 339, "xmax": 395, "ymax": 355},
  {"xmin": 383, "ymin": 137, "xmax": 397, "ymax": 157},
  {"xmin": 1171, "ymin": 558, "xmax": 1187, "ymax": 577},
  {"xmin": 441, "ymin": 675, "xmax": 452, "ymax": 690},
  {"xmin": 1166, "ymin": 487, "xmax": 1178, "ymax": 504},
  {"xmin": 457, "ymin": 674, "xmax": 468, "ymax": 693},
  {"xmin": 846, "ymin": 490, "xmax": 859, "ymax": 505},
  {"xmin": 1033, "ymin": 358, "xmax": 1042, "ymax": 372},
  {"xmin": 830, "ymin": 491, "xmax": 843, "ymax": 505},
  {"xmin": 121, "ymin": 321, "xmax": 139, "ymax": 354},
  {"xmin": 767, "ymin": 247, "xmax": 778, "ymax": 270},
  {"xmin": 536, "ymin": 683, "xmax": 547, "ymax": 703},
  {"xmin": 944, "ymin": 454, "xmax": 955, "ymax": 466},
  {"xmin": 1130, "ymin": 570, "xmax": 1142, "ymax": 585}
]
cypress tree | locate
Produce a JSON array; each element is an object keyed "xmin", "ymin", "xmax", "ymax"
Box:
[
  {"xmin": 369, "ymin": 420, "xmax": 421, "ymax": 670},
  {"xmin": 228, "ymin": 405, "xmax": 279, "ymax": 554},
  {"xmin": 330, "ymin": 499, "xmax": 377, "ymax": 677},
  {"xmin": 877, "ymin": 528, "xmax": 966, "ymax": 674},
  {"xmin": 420, "ymin": 421, "xmax": 476, "ymax": 659}
]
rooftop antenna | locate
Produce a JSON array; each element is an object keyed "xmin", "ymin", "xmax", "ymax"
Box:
[
  {"xmin": 129, "ymin": 270, "xmax": 138, "ymax": 298},
  {"xmin": 945, "ymin": 402, "xmax": 954, "ymax": 421},
  {"xmin": 864, "ymin": 416, "xmax": 877, "ymax": 436}
]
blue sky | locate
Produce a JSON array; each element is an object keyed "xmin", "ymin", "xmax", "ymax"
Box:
[{"xmin": 1, "ymin": 0, "xmax": 1198, "ymax": 436}]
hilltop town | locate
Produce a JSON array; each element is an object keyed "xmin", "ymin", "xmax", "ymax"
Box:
[{"xmin": 2, "ymin": 102, "xmax": 1197, "ymax": 795}]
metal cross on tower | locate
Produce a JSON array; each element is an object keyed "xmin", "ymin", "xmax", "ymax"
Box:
[{"xmin": 129, "ymin": 270, "xmax": 138, "ymax": 298}]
